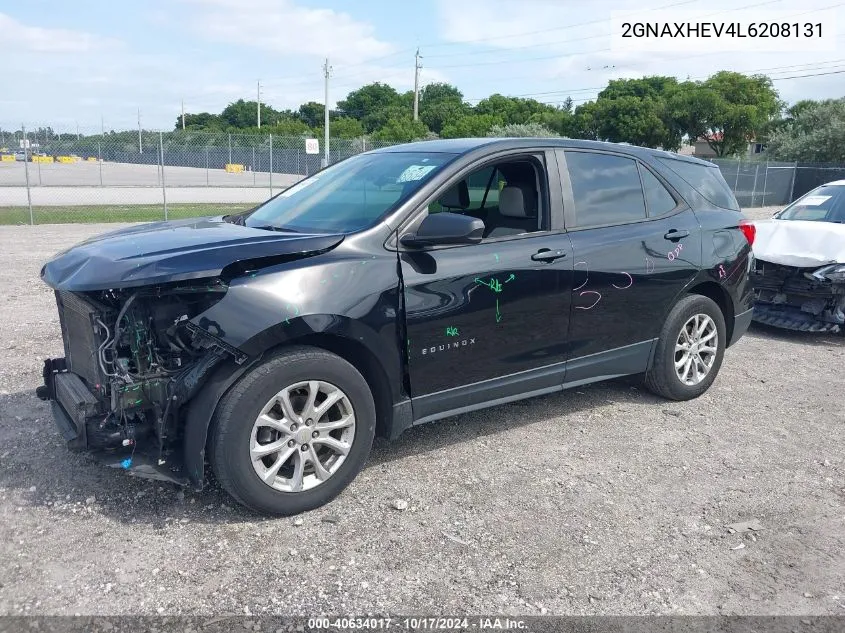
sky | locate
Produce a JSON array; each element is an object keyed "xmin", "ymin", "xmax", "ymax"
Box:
[{"xmin": 1, "ymin": 0, "xmax": 843, "ymax": 133}]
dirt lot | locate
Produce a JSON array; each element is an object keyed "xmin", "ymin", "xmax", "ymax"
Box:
[{"xmin": 0, "ymin": 208, "xmax": 843, "ymax": 616}]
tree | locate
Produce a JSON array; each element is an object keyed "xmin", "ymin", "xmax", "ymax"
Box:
[
  {"xmin": 418, "ymin": 83, "xmax": 470, "ymax": 134},
  {"xmin": 178, "ymin": 112, "xmax": 223, "ymax": 131},
  {"xmin": 475, "ymin": 95, "xmax": 556, "ymax": 125},
  {"xmin": 590, "ymin": 76, "xmax": 683, "ymax": 149},
  {"xmin": 372, "ymin": 115, "xmax": 429, "ymax": 142},
  {"xmin": 529, "ymin": 108, "xmax": 575, "ymax": 137},
  {"xmin": 592, "ymin": 96, "xmax": 681, "ymax": 150},
  {"xmin": 571, "ymin": 102, "xmax": 601, "ymax": 140},
  {"xmin": 598, "ymin": 76, "xmax": 679, "ymax": 101},
  {"xmin": 337, "ymin": 83, "xmax": 403, "ymax": 132},
  {"xmin": 298, "ymin": 101, "xmax": 325, "ymax": 128},
  {"xmin": 766, "ymin": 98, "xmax": 845, "ymax": 163},
  {"xmin": 440, "ymin": 113, "xmax": 502, "ymax": 138},
  {"xmin": 669, "ymin": 72, "xmax": 781, "ymax": 157},
  {"xmin": 487, "ymin": 123, "xmax": 559, "ymax": 137},
  {"xmin": 268, "ymin": 118, "xmax": 313, "ymax": 137},
  {"xmin": 315, "ymin": 117, "xmax": 365, "ymax": 139},
  {"xmin": 220, "ymin": 99, "xmax": 282, "ymax": 128}
]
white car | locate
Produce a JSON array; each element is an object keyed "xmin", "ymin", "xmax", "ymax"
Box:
[{"xmin": 750, "ymin": 180, "xmax": 845, "ymax": 333}]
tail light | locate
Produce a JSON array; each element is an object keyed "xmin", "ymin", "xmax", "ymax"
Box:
[{"xmin": 738, "ymin": 220, "xmax": 756, "ymax": 246}]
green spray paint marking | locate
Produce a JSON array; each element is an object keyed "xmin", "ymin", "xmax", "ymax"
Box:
[
  {"xmin": 446, "ymin": 326, "xmax": 459, "ymax": 337},
  {"xmin": 474, "ymin": 277, "xmax": 503, "ymax": 293},
  {"xmin": 494, "ymin": 253, "xmax": 499, "ymax": 263},
  {"xmin": 283, "ymin": 304, "xmax": 301, "ymax": 325},
  {"xmin": 474, "ymin": 274, "xmax": 515, "ymax": 323}
]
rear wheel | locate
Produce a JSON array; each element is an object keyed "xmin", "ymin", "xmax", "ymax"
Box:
[
  {"xmin": 645, "ymin": 295, "xmax": 726, "ymax": 401},
  {"xmin": 209, "ymin": 346, "xmax": 376, "ymax": 515}
]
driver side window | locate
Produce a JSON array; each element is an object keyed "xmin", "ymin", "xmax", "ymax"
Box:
[{"xmin": 428, "ymin": 158, "xmax": 545, "ymax": 239}]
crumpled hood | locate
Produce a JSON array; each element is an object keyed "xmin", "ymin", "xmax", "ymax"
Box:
[
  {"xmin": 752, "ymin": 219, "xmax": 845, "ymax": 268},
  {"xmin": 41, "ymin": 217, "xmax": 344, "ymax": 291}
]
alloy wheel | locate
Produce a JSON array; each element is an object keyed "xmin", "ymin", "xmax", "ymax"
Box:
[
  {"xmin": 674, "ymin": 314, "xmax": 719, "ymax": 386},
  {"xmin": 250, "ymin": 380, "xmax": 356, "ymax": 492}
]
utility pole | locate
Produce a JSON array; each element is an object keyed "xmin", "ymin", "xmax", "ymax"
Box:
[
  {"xmin": 257, "ymin": 80, "xmax": 262, "ymax": 129},
  {"xmin": 413, "ymin": 48, "xmax": 422, "ymax": 121},
  {"xmin": 323, "ymin": 58, "xmax": 331, "ymax": 168},
  {"xmin": 181, "ymin": 100, "xmax": 186, "ymax": 130},
  {"xmin": 137, "ymin": 107, "xmax": 143, "ymax": 154},
  {"xmin": 76, "ymin": 121, "xmax": 80, "ymax": 140}
]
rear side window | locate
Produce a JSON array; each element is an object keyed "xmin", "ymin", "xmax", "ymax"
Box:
[
  {"xmin": 659, "ymin": 158, "xmax": 739, "ymax": 210},
  {"xmin": 566, "ymin": 151, "xmax": 646, "ymax": 227},
  {"xmin": 639, "ymin": 165, "xmax": 677, "ymax": 216}
]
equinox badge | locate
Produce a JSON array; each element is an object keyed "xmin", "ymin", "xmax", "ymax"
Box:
[{"xmin": 421, "ymin": 338, "xmax": 476, "ymax": 355}]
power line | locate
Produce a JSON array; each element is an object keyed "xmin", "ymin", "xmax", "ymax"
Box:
[
  {"xmin": 771, "ymin": 68, "xmax": 845, "ymax": 80},
  {"xmin": 427, "ymin": 1, "xmax": 840, "ymax": 70},
  {"xmin": 425, "ymin": 0, "xmax": 783, "ymax": 58},
  {"xmin": 460, "ymin": 58, "xmax": 845, "ymax": 108},
  {"xmin": 422, "ymin": 0, "xmax": 700, "ymax": 50}
]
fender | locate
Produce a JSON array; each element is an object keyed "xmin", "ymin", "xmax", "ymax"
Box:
[
  {"xmin": 182, "ymin": 311, "xmax": 406, "ymax": 488},
  {"xmin": 182, "ymin": 355, "xmax": 262, "ymax": 489}
]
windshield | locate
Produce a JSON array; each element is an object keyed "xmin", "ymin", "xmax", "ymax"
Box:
[
  {"xmin": 245, "ymin": 151, "xmax": 454, "ymax": 233},
  {"xmin": 777, "ymin": 185, "xmax": 845, "ymax": 223}
]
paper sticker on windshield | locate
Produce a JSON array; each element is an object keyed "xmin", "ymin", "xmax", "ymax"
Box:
[
  {"xmin": 397, "ymin": 165, "xmax": 437, "ymax": 183},
  {"xmin": 799, "ymin": 195, "xmax": 831, "ymax": 206},
  {"xmin": 280, "ymin": 177, "xmax": 319, "ymax": 197}
]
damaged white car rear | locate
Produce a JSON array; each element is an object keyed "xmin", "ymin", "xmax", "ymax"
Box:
[{"xmin": 751, "ymin": 181, "xmax": 845, "ymax": 333}]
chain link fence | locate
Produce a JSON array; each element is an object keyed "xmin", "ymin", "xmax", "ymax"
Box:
[
  {"xmin": 709, "ymin": 159, "xmax": 798, "ymax": 208},
  {"xmin": 0, "ymin": 127, "xmax": 396, "ymax": 225},
  {"xmin": 2, "ymin": 125, "xmax": 844, "ymax": 225}
]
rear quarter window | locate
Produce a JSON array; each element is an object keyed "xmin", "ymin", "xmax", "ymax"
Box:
[{"xmin": 659, "ymin": 158, "xmax": 739, "ymax": 211}]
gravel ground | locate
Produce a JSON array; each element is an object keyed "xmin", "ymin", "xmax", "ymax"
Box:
[{"xmin": 1, "ymin": 207, "xmax": 843, "ymax": 616}]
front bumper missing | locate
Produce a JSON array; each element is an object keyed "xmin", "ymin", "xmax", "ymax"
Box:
[{"xmin": 37, "ymin": 358, "xmax": 191, "ymax": 486}]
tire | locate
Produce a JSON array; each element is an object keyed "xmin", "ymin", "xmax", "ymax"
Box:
[
  {"xmin": 209, "ymin": 345, "xmax": 376, "ymax": 516},
  {"xmin": 644, "ymin": 294, "xmax": 727, "ymax": 401}
]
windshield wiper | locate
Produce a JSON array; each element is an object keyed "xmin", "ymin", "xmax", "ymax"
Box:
[{"xmin": 250, "ymin": 224, "xmax": 300, "ymax": 233}]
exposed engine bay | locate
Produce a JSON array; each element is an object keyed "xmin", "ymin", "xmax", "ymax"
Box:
[
  {"xmin": 751, "ymin": 259, "xmax": 845, "ymax": 333},
  {"xmin": 39, "ymin": 280, "xmax": 243, "ymax": 479}
]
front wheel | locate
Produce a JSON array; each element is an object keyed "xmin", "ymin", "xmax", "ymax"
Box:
[
  {"xmin": 209, "ymin": 346, "xmax": 376, "ymax": 516},
  {"xmin": 644, "ymin": 294, "xmax": 727, "ymax": 401}
]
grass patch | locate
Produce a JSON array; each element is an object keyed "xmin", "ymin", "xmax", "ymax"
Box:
[{"xmin": 0, "ymin": 203, "xmax": 256, "ymax": 225}]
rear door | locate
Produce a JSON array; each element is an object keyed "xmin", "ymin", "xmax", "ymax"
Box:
[
  {"xmin": 399, "ymin": 150, "xmax": 575, "ymax": 421},
  {"xmin": 558, "ymin": 149, "xmax": 702, "ymax": 383}
]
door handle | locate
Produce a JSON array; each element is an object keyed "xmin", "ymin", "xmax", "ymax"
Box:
[
  {"xmin": 664, "ymin": 229, "xmax": 690, "ymax": 241},
  {"xmin": 531, "ymin": 248, "xmax": 568, "ymax": 263}
]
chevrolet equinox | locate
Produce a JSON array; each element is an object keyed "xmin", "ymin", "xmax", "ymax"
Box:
[{"xmin": 37, "ymin": 138, "xmax": 755, "ymax": 515}]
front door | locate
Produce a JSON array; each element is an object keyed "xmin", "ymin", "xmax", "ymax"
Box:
[{"xmin": 400, "ymin": 152, "xmax": 574, "ymax": 421}]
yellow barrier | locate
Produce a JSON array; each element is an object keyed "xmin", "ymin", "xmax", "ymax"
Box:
[
  {"xmin": 1, "ymin": 154, "xmax": 15, "ymax": 162},
  {"xmin": 225, "ymin": 163, "xmax": 245, "ymax": 173},
  {"xmin": 87, "ymin": 157, "xmax": 98, "ymax": 162},
  {"xmin": 57, "ymin": 156, "xmax": 80, "ymax": 164},
  {"xmin": 33, "ymin": 155, "xmax": 54, "ymax": 163}
]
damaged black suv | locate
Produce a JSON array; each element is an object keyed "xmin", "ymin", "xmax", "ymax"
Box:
[{"xmin": 38, "ymin": 139, "xmax": 755, "ymax": 515}]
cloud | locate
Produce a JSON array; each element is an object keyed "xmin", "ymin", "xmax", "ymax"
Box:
[
  {"xmin": 0, "ymin": 12, "xmax": 117, "ymax": 53},
  {"xmin": 183, "ymin": 0, "xmax": 395, "ymax": 63},
  {"xmin": 435, "ymin": 0, "xmax": 845, "ymax": 105}
]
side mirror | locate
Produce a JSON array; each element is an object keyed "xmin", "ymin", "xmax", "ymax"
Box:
[{"xmin": 400, "ymin": 212, "xmax": 485, "ymax": 248}]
